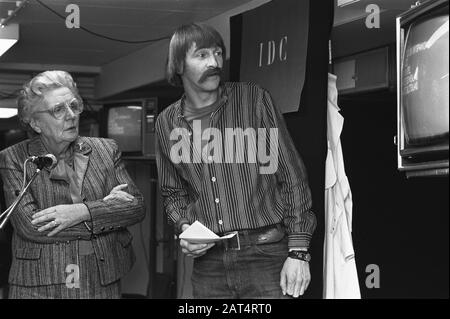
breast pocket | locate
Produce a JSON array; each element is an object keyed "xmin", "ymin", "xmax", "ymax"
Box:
[{"xmin": 15, "ymin": 248, "xmax": 42, "ymax": 260}]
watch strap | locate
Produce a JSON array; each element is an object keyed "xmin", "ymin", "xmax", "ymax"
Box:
[{"xmin": 288, "ymin": 250, "xmax": 311, "ymax": 262}]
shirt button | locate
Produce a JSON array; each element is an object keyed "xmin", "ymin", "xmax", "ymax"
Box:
[
  {"xmin": 215, "ymin": 198, "xmax": 220, "ymax": 204},
  {"xmin": 211, "ymin": 177, "xmax": 216, "ymax": 182},
  {"xmin": 218, "ymin": 220, "xmax": 223, "ymax": 225}
]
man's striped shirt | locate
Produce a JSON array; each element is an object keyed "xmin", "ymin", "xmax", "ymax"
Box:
[{"xmin": 155, "ymin": 82, "xmax": 316, "ymax": 248}]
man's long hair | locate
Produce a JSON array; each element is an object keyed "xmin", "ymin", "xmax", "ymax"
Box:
[{"xmin": 166, "ymin": 23, "xmax": 226, "ymax": 87}]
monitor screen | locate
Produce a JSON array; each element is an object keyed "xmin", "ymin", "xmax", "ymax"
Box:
[
  {"xmin": 401, "ymin": 13, "xmax": 449, "ymax": 146},
  {"xmin": 107, "ymin": 105, "xmax": 142, "ymax": 153}
]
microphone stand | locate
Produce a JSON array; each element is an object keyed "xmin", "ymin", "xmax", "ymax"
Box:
[{"xmin": 0, "ymin": 168, "xmax": 42, "ymax": 229}]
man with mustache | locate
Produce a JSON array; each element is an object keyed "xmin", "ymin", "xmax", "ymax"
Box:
[{"xmin": 156, "ymin": 23, "xmax": 316, "ymax": 298}]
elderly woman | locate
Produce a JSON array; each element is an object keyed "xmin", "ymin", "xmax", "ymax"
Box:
[{"xmin": 0, "ymin": 70, "xmax": 145, "ymax": 299}]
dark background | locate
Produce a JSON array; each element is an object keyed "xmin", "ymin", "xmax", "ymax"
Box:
[{"xmin": 340, "ymin": 91, "xmax": 449, "ymax": 298}]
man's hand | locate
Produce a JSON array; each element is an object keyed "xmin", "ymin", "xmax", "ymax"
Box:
[
  {"xmin": 280, "ymin": 257, "xmax": 311, "ymax": 298},
  {"xmin": 31, "ymin": 203, "xmax": 90, "ymax": 237},
  {"xmin": 179, "ymin": 223, "xmax": 215, "ymax": 258},
  {"xmin": 103, "ymin": 184, "xmax": 134, "ymax": 202}
]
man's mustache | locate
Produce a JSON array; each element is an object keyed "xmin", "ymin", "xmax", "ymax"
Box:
[{"xmin": 199, "ymin": 68, "xmax": 222, "ymax": 83}]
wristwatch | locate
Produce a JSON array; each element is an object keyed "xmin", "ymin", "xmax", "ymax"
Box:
[{"xmin": 288, "ymin": 250, "xmax": 311, "ymax": 262}]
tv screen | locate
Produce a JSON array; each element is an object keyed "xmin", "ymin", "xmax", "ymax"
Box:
[
  {"xmin": 107, "ymin": 105, "xmax": 142, "ymax": 153},
  {"xmin": 401, "ymin": 13, "xmax": 449, "ymax": 146}
]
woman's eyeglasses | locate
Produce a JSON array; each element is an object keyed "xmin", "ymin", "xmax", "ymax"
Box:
[{"xmin": 34, "ymin": 98, "xmax": 84, "ymax": 120}]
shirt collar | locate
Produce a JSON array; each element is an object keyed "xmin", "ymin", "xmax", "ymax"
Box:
[{"xmin": 175, "ymin": 83, "xmax": 230, "ymax": 122}]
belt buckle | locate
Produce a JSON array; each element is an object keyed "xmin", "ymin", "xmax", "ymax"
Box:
[{"xmin": 225, "ymin": 231, "xmax": 240, "ymax": 251}]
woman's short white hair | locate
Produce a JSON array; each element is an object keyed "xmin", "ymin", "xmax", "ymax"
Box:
[{"xmin": 17, "ymin": 70, "xmax": 81, "ymax": 132}]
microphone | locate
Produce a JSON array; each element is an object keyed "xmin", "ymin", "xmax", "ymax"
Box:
[{"xmin": 29, "ymin": 154, "xmax": 58, "ymax": 170}]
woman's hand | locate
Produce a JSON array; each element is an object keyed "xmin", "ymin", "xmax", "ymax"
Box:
[
  {"xmin": 31, "ymin": 203, "xmax": 90, "ymax": 237},
  {"xmin": 103, "ymin": 184, "xmax": 135, "ymax": 202}
]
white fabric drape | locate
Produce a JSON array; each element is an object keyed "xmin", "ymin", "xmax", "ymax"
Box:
[{"xmin": 323, "ymin": 73, "xmax": 361, "ymax": 299}]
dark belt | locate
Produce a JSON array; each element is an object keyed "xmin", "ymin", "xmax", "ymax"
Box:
[{"xmin": 218, "ymin": 224, "xmax": 286, "ymax": 251}]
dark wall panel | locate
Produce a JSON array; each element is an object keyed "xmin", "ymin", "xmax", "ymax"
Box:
[{"xmin": 340, "ymin": 91, "xmax": 449, "ymax": 298}]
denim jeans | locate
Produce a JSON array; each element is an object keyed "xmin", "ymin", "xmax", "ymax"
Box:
[{"xmin": 191, "ymin": 236, "xmax": 291, "ymax": 299}]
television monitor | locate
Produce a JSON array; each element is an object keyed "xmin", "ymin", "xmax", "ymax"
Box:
[
  {"xmin": 396, "ymin": 0, "xmax": 449, "ymax": 176},
  {"xmin": 103, "ymin": 98, "xmax": 157, "ymax": 157}
]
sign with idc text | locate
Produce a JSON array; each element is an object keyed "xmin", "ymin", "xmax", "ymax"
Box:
[{"xmin": 238, "ymin": 0, "xmax": 309, "ymax": 113}]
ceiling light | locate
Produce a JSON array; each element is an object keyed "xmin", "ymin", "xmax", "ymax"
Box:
[
  {"xmin": 0, "ymin": 1, "xmax": 27, "ymax": 28},
  {"xmin": 337, "ymin": 0, "xmax": 361, "ymax": 7},
  {"xmin": 0, "ymin": 108, "xmax": 18, "ymax": 118},
  {"xmin": 0, "ymin": 23, "xmax": 19, "ymax": 56}
]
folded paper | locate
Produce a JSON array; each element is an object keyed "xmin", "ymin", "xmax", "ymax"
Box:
[{"xmin": 179, "ymin": 221, "xmax": 236, "ymax": 244}]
